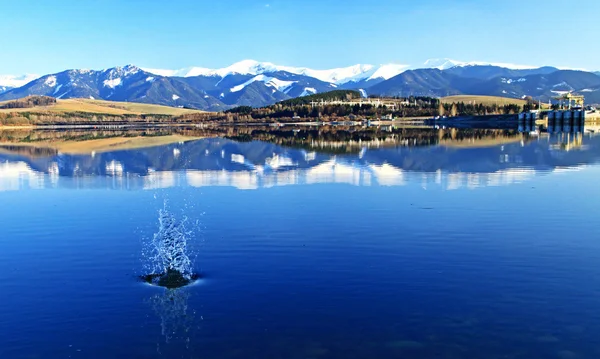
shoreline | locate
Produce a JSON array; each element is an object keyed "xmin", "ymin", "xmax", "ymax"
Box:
[{"xmin": 1, "ymin": 113, "xmax": 598, "ymax": 129}]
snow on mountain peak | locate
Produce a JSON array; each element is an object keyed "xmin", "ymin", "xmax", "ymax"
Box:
[
  {"xmin": 422, "ymin": 58, "xmax": 465, "ymax": 70},
  {"xmin": 141, "ymin": 66, "xmax": 213, "ymax": 77},
  {"xmin": 421, "ymin": 58, "xmax": 538, "ymax": 70},
  {"xmin": 368, "ymin": 64, "xmax": 411, "ymax": 80},
  {"xmin": 282, "ymin": 64, "xmax": 375, "ymax": 84},
  {"xmin": 104, "ymin": 65, "xmax": 140, "ymax": 78},
  {"xmin": 118, "ymin": 64, "xmax": 141, "ymax": 76},
  {"xmin": 211, "ymin": 59, "xmax": 280, "ymax": 77},
  {"xmin": 142, "ymin": 61, "xmax": 410, "ymax": 84}
]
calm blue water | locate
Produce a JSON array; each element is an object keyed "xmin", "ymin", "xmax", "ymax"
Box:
[{"xmin": 1, "ymin": 130, "xmax": 600, "ymax": 358}]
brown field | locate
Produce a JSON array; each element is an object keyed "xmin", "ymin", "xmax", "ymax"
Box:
[{"xmin": 0, "ymin": 98, "xmax": 204, "ymax": 116}]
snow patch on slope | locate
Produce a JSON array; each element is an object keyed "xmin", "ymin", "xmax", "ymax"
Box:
[
  {"xmin": 230, "ymin": 75, "xmax": 296, "ymax": 93},
  {"xmin": 52, "ymin": 84, "xmax": 63, "ymax": 95},
  {"xmin": 552, "ymin": 81, "xmax": 571, "ymax": 88},
  {"xmin": 300, "ymin": 88, "xmax": 317, "ymax": 97},
  {"xmin": 44, "ymin": 76, "xmax": 57, "ymax": 87},
  {"xmin": 501, "ymin": 78, "xmax": 527, "ymax": 84},
  {"xmin": 103, "ymin": 78, "xmax": 122, "ymax": 88}
]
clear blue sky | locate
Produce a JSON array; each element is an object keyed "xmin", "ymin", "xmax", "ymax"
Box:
[{"xmin": 2, "ymin": 0, "xmax": 599, "ymax": 74}]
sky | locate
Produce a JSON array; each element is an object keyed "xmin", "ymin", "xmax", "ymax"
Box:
[{"xmin": 1, "ymin": 0, "xmax": 599, "ymax": 75}]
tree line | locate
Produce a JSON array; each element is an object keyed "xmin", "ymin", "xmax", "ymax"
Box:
[
  {"xmin": 221, "ymin": 95, "xmax": 526, "ymax": 122},
  {"xmin": 0, "ymin": 96, "xmax": 57, "ymax": 109}
]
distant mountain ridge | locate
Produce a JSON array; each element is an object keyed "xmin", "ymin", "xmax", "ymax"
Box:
[
  {"xmin": 1, "ymin": 59, "xmax": 599, "ymax": 109},
  {"xmin": 142, "ymin": 60, "xmax": 411, "ymax": 85},
  {"xmin": 369, "ymin": 68, "xmax": 600, "ymax": 103}
]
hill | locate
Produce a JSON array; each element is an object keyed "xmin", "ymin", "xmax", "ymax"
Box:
[
  {"xmin": 277, "ymin": 90, "xmax": 362, "ymax": 106},
  {"xmin": 369, "ymin": 69, "xmax": 600, "ymax": 104},
  {"xmin": 441, "ymin": 95, "xmax": 527, "ymax": 106},
  {"xmin": 0, "ymin": 98, "xmax": 203, "ymax": 116},
  {"xmin": 0, "ymin": 65, "xmax": 336, "ymax": 111}
]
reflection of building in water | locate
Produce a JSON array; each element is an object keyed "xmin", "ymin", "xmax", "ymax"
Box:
[{"xmin": 549, "ymin": 132, "xmax": 584, "ymax": 152}]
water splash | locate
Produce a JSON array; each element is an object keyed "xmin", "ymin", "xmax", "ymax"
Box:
[
  {"xmin": 151, "ymin": 208, "xmax": 192, "ymax": 278},
  {"xmin": 142, "ymin": 202, "xmax": 199, "ymax": 288}
]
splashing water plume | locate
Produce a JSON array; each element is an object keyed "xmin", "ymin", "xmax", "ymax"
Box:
[
  {"xmin": 153, "ymin": 209, "xmax": 192, "ymax": 277},
  {"xmin": 142, "ymin": 203, "xmax": 199, "ymax": 288}
]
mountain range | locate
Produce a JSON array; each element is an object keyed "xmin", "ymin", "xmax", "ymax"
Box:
[{"xmin": 1, "ymin": 59, "xmax": 599, "ymax": 109}]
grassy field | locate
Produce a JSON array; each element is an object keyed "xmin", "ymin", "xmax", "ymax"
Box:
[
  {"xmin": 0, "ymin": 98, "xmax": 204, "ymax": 116},
  {"xmin": 441, "ymin": 95, "xmax": 528, "ymax": 106}
]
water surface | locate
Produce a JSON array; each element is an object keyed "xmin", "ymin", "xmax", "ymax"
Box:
[{"xmin": 1, "ymin": 127, "xmax": 600, "ymax": 359}]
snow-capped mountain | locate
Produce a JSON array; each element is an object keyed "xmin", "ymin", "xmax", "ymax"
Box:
[
  {"xmin": 368, "ymin": 68, "xmax": 600, "ymax": 103},
  {"xmin": 143, "ymin": 58, "xmax": 544, "ymax": 86},
  {"xmin": 421, "ymin": 58, "xmax": 538, "ymax": 71},
  {"xmin": 143, "ymin": 60, "xmax": 410, "ymax": 85},
  {"xmin": 2, "ymin": 59, "xmax": 599, "ymax": 109},
  {"xmin": 0, "ymin": 64, "xmax": 336, "ymax": 109}
]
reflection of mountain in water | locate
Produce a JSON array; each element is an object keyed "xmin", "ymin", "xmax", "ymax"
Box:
[{"xmin": 1, "ymin": 131, "xmax": 598, "ymax": 191}]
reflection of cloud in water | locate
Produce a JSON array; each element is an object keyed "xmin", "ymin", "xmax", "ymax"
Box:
[
  {"xmin": 144, "ymin": 171, "xmax": 178, "ymax": 190},
  {"xmin": 105, "ymin": 160, "xmax": 124, "ymax": 176},
  {"xmin": 1, "ymin": 134, "xmax": 598, "ymax": 192},
  {"xmin": 186, "ymin": 170, "xmax": 260, "ymax": 190},
  {"xmin": 231, "ymin": 154, "xmax": 245, "ymax": 165},
  {"xmin": 0, "ymin": 159, "xmax": 586, "ymax": 192},
  {"xmin": 265, "ymin": 154, "xmax": 296, "ymax": 169},
  {"xmin": 0, "ymin": 161, "xmax": 46, "ymax": 191},
  {"xmin": 369, "ymin": 164, "xmax": 405, "ymax": 186}
]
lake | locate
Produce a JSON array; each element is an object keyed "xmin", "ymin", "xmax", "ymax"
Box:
[{"xmin": 1, "ymin": 125, "xmax": 600, "ymax": 359}]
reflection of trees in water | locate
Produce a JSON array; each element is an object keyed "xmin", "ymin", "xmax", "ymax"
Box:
[
  {"xmin": 0, "ymin": 144, "xmax": 58, "ymax": 157},
  {"xmin": 0, "ymin": 127, "xmax": 226, "ymax": 144},
  {"xmin": 148, "ymin": 288, "xmax": 199, "ymax": 351},
  {"xmin": 0, "ymin": 125, "xmax": 530, "ymax": 160},
  {"xmin": 226, "ymin": 127, "xmax": 524, "ymax": 154}
]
